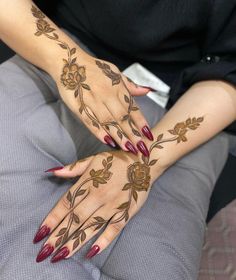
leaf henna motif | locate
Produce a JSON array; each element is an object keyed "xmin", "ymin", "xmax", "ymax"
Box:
[
  {"xmin": 31, "ymin": 5, "xmax": 101, "ymax": 130},
  {"xmin": 52, "ymin": 155, "xmax": 113, "ymax": 248},
  {"xmin": 110, "ymin": 116, "xmax": 205, "ymax": 226}
]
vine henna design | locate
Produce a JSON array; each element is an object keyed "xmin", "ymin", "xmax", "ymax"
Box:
[
  {"xmin": 32, "ymin": 5, "xmax": 138, "ymax": 140},
  {"xmin": 54, "ymin": 117, "xmax": 204, "ymax": 252},
  {"xmin": 55, "ymin": 155, "xmax": 114, "ymax": 248}
]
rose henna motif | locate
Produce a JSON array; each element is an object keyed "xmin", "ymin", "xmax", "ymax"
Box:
[
  {"xmin": 31, "ymin": 5, "xmax": 138, "ymax": 139},
  {"xmin": 55, "ymin": 117, "xmax": 204, "ymax": 252}
]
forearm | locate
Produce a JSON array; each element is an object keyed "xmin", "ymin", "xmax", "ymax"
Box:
[
  {"xmin": 148, "ymin": 80, "xmax": 236, "ymax": 171},
  {"xmin": 0, "ymin": 0, "xmax": 88, "ymax": 76}
]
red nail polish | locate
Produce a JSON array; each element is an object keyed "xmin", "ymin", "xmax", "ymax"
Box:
[
  {"xmin": 51, "ymin": 247, "xmax": 70, "ymax": 263},
  {"xmin": 125, "ymin": 141, "xmax": 138, "ymax": 155},
  {"xmin": 36, "ymin": 244, "xmax": 54, "ymax": 263},
  {"xmin": 137, "ymin": 141, "xmax": 149, "ymax": 157},
  {"xmin": 104, "ymin": 135, "xmax": 116, "ymax": 148},
  {"xmin": 85, "ymin": 245, "xmax": 100, "ymax": 259},
  {"xmin": 45, "ymin": 166, "xmax": 64, "ymax": 173},
  {"xmin": 140, "ymin": 86, "xmax": 155, "ymax": 92},
  {"xmin": 33, "ymin": 225, "xmax": 51, "ymax": 243},
  {"xmin": 142, "ymin": 126, "xmax": 154, "ymax": 141}
]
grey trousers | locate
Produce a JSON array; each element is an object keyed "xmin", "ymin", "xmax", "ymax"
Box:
[{"xmin": 0, "ymin": 30, "xmax": 235, "ymax": 280}]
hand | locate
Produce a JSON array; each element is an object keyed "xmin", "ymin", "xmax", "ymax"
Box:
[
  {"xmin": 33, "ymin": 149, "xmax": 164, "ymax": 263},
  {"xmin": 55, "ymin": 54, "xmax": 153, "ymax": 157},
  {"xmin": 30, "ymin": 5, "xmax": 153, "ymax": 156}
]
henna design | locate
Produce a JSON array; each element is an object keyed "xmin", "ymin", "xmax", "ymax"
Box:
[
  {"xmin": 31, "ymin": 5, "xmax": 132, "ymax": 139},
  {"xmin": 110, "ymin": 116, "xmax": 204, "ymax": 225},
  {"xmin": 95, "ymin": 59, "xmax": 141, "ymax": 137},
  {"xmin": 54, "ymin": 155, "xmax": 113, "ymax": 248},
  {"xmin": 58, "ymin": 117, "xmax": 204, "ymax": 252},
  {"xmin": 95, "ymin": 60, "xmax": 121, "ymax": 86}
]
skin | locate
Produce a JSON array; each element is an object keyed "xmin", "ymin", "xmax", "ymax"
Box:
[
  {"xmin": 0, "ymin": 1, "xmax": 151, "ymax": 153},
  {"xmin": 1, "ymin": 0, "xmax": 236, "ymax": 264},
  {"xmin": 40, "ymin": 80, "xmax": 236, "ymax": 261}
]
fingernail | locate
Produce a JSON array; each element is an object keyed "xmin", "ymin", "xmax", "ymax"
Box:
[
  {"xmin": 33, "ymin": 225, "xmax": 51, "ymax": 243},
  {"xmin": 139, "ymin": 86, "xmax": 155, "ymax": 92},
  {"xmin": 51, "ymin": 246, "xmax": 70, "ymax": 263},
  {"xmin": 104, "ymin": 135, "xmax": 116, "ymax": 148},
  {"xmin": 85, "ymin": 245, "xmax": 100, "ymax": 259},
  {"xmin": 45, "ymin": 166, "xmax": 64, "ymax": 173},
  {"xmin": 142, "ymin": 126, "xmax": 154, "ymax": 141},
  {"xmin": 125, "ymin": 141, "xmax": 138, "ymax": 155},
  {"xmin": 137, "ymin": 141, "xmax": 150, "ymax": 157},
  {"xmin": 36, "ymin": 244, "xmax": 54, "ymax": 263}
]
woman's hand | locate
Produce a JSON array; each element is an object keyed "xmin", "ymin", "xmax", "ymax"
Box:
[
  {"xmin": 33, "ymin": 149, "xmax": 164, "ymax": 263},
  {"xmin": 29, "ymin": 5, "xmax": 153, "ymax": 156},
  {"xmin": 55, "ymin": 55, "xmax": 153, "ymax": 157}
]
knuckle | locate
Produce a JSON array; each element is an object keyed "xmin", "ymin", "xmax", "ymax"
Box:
[
  {"xmin": 100, "ymin": 115, "xmax": 113, "ymax": 124},
  {"xmin": 110, "ymin": 222, "xmax": 123, "ymax": 234},
  {"xmin": 61, "ymin": 195, "xmax": 71, "ymax": 210},
  {"xmin": 50, "ymin": 210, "xmax": 62, "ymax": 225}
]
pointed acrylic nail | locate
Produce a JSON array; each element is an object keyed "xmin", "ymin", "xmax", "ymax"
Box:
[
  {"xmin": 104, "ymin": 135, "xmax": 116, "ymax": 148},
  {"xmin": 45, "ymin": 166, "xmax": 64, "ymax": 173},
  {"xmin": 36, "ymin": 244, "xmax": 54, "ymax": 263},
  {"xmin": 125, "ymin": 141, "xmax": 138, "ymax": 155},
  {"xmin": 51, "ymin": 246, "xmax": 70, "ymax": 263},
  {"xmin": 142, "ymin": 126, "xmax": 154, "ymax": 141},
  {"xmin": 33, "ymin": 225, "xmax": 51, "ymax": 243},
  {"xmin": 85, "ymin": 245, "xmax": 100, "ymax": 259},
  {"xmin": 137, "ymin": 141, "xmax": 150, "ymax": 157},
  {"xmin": 139, "ymin": 86, "xmax": 155, "ymax": 92}
]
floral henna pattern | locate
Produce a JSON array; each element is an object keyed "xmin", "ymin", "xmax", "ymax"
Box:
[
  {"xmin": 95, "ymin": 60, "xmax": 141, "ymax": 137},
  {"xmin": 57, "ymin": 117, "xmax": 204, "ymax": 252},
  {"xmin": 32, "ymin": 5, "xmax": 131, "ymax": 138},
  {"xmin": 32, "ymin": 5, "xmax": 101, "ymax": 130},
  {"xmin": 54, "ymin": 155, "xmax": 113, "ymax": 248},
  {"xmin": 109, "ymin": 116, "xmax": 204, "ymax": 225}
]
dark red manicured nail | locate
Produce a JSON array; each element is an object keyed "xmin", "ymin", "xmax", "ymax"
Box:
[
  {"xmin": 142, "ymin": 126, "xmax": 154, "ymax": 141},
  {"xmin": 36, "ymin": 244, "xmax": 54, "ymax": 263},
  {"xmin": 45, "ymin": 166, "xmax": 64, "ymax": 173},
  {"xmin": 125, "ymin": 141, "xmax": 138, "ymax": 155},
  {"xmin": 139, "ymin": 86, "xmax": 155, "ymax": 92},
  {"xmin": 45, "ymin": 166, "xmax": 64, "ymax": 172},
  {"xmin": 33, "ymin": 225, "xmax": 51, "ymax": 243},
  {"xmin": 51, "ymin": 247, "xmax": 70, "ymax": 263},
  {"xmin": 104, "ymin": 135, "xmax": 116, "ymax": 148},
  {"xmin": 137, "ymin": 141, "xmax": 150, "ymax": 157},
  {"xmin": 85, "ymin": 245, "xmax": 100, "ymax": 259}
]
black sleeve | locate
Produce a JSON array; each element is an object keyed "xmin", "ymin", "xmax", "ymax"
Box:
[{"xmin": 167, "ymin": 0, "xmax": 236, "ymax": 135}]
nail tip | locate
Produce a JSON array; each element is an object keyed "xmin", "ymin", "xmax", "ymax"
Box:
[{"xmin": 45, "ymin": 166, "xmax": 64, "ymax": 173}]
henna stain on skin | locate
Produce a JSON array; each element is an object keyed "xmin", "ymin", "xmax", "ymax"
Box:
[
  {"xmin": 57, "ymin": 117, "xmax": 204, "ymax": 252},
  {"xmin": 32, "ymin": 5, "xmax": 139, "ymax": 140},
  {"xmin": 55, "ymin": 155, "xmax": 113, "ymax": 248}
]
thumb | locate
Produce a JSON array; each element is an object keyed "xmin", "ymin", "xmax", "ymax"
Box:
[
  {"xmin": 45, "ymin": 156, "xmax": 94, "ymax": 178},
  {"xmin": 122, "ymin": 75, "xmax": 152, "ymax": 96}
]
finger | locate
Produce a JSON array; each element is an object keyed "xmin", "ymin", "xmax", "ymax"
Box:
[
  {"xmin": 78, "ymin": 103, "xmax": 117, "ymax": 147},
  {"xmin": 85, "ymin": 209, "xmax": 131, "ymax": 259},
  {"xmin": 122, "ymin": 75, "xmax": 152, "ymax": 96},
  {"xmin": 105, "ymin": 99, "xmax": 150, "ymax": 157},
  {"xmin": 50, "ymin": 204, "xmax": 115, "ymax": 262},
  {"xmin": 89, "ymin": 99, "xmax": 132, "ymax": 152},
  {"xmin": 119, "ymin": 92, "xmax": 154, "ymax": 142},
  {"xmin": 45, "ymin": 156, "xmax": 94, "ymax": 177},
  {"xmin": 33, "ymin": 173, "xmax": 90, "ymax": 244},
  {"xmin": 36, "ymin": 195, "xmax": 101, "ymax": 263}
]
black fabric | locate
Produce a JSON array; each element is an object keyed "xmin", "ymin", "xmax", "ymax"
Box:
[{"xmin": 35, "ymin": 0, "xmax": 236, "ymax": 135}]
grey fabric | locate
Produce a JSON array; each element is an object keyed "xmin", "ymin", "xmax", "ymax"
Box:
[{"xmin": 0, "ymin": 30, "xmax": 236, "ymax": 280}]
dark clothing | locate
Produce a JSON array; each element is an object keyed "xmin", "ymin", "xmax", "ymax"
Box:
[{"xmin": 36, "ymin": 0, "xmax": 236, "ymax": 134}]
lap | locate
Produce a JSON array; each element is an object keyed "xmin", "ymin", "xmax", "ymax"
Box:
[{"xmin": 0, "ymin": 54, "xmax": 230, "ymax": 280}]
